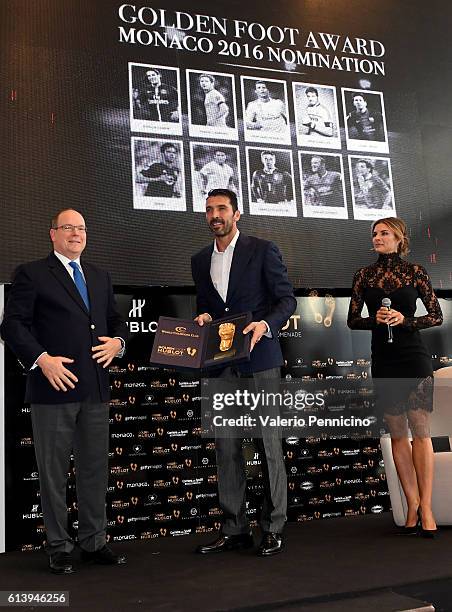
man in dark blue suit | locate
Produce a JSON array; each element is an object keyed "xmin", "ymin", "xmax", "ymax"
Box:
[
  {"xmin": 192, "ymin": 189, "xmax": 296, "ymax": 556},
  {"xmin": 0, "ymin": 209, "xmax": 127, "ymax": 574}
]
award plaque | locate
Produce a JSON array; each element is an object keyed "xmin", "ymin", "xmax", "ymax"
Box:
[{"xmin": 150, "ymin": 312, "xmax": 252, "ymax": 370}]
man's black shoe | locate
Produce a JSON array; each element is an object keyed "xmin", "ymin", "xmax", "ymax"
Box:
[
  {"xmin": 49, "ymin": 552, "xmax": 75, "ymax": 574},
  {"xmin": 81, "ymin": 545, "xmax": 126, "ymax": 565},
  {"xmin": 257, "ymin": 532, "xmax": 284, "ymax": 557},
  {"xmin": 196, "ymin": 532, "xmax": 254, "ymax": 554}
]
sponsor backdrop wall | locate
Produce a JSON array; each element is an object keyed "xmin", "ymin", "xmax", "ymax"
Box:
[
  {"xmin": 2, "ymin": 0, "xmax": 452, "ymax": 552},
  {"xmin": 4, "ymin": 289, "xmax": 452, "ymax": 551},
  {"xmin": 1, "ymin": 0, "xmax": 452, "ymax": 288}
]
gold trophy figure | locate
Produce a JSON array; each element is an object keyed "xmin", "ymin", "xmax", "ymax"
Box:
[{"xmin": 218, "ymin": 322, "xmax": 236, "ymax": 352}]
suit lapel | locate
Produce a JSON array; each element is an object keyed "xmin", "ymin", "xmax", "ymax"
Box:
[
  {"xmin": 47, "ymin": 253, "xmax": 89, "ymax": 315},
  {"xmin": 82, "ymin": 262, "xmax": 97, "ymax": 309},
  {"xmin": 226, "ymin": 234, "xmax": 254, "ymax": 304}
]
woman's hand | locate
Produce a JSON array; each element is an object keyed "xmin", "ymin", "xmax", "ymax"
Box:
[{"xmin": 376, "ymin": 307, "xmax": 405, "ymax": 326}]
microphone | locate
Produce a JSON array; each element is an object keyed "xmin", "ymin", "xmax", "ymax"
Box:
[{"xmin": 381, "ymin": 297, "xmax": 393, "ymax": 343}]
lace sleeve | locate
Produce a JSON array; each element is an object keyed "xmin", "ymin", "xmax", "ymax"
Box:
[
  {"xmin": 347, "ymin": 268, "xmax": 375, "ymax": 330},
  {"xmin": 403, "ymin": 265, "xmax": 443, "ymax": 330}
]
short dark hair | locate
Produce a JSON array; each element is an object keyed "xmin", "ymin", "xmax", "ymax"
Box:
[
  {"xmin": 305, "ymin": 86, "xmax": 318, "ymax": 96},
  {"xmin": 261, "ymin": 150, "xmax": 275, "ymax": 158},
  {"xmin": 161, "ymin": 143, "xmax": 177, "ymax": 154},
  {"xmin": 357, "ymin": 158, "xmax": 373, "ymax": 170},
  {"xmin": 206, "ymin": 189, "xmax": 239, "ymax": 212}
]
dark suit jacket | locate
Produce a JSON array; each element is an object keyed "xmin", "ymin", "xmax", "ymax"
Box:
[
  {"xmin": 0, "ymin": 253, "xmax": 127, "ymax": 404},
  {"xmin": 191, "ymin": 233, "xmax": 296, "ymax": 373}
]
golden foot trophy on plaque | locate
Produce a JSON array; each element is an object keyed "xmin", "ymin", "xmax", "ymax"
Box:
[
  {"xmin": 151, "ymin": 313, "xmax": 251, "ymax": 370},
  {"xmin": 218, "ymin": 322, "xmax": 236, "ymax": 352}
]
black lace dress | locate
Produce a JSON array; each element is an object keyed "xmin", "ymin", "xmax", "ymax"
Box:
[{"xmin": 347, "ymin": 253, "xmax": 443, "ymax": 414}]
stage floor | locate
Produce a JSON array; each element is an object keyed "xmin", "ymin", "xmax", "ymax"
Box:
[{"xmin": 0, "ymin": 514, "xmax": 451, "ymax": 611}]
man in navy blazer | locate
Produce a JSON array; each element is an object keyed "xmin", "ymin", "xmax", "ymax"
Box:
[
  {"xmin": 192, "ymin": 189, "xmax": 296, "ymax": 556},
  {"xmin": 0, "ymin": 209, "xmax": 127, "ymax": 574}
]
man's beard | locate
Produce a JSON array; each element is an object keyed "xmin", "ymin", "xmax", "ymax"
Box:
[{"xmin": 210, "ymin": 218, "xmax": 233, "ymax": 236}]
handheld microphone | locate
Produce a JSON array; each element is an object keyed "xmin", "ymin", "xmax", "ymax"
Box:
[{"xmin": 381, "ymin": 297, "xmax": 393, "ymax": 343}]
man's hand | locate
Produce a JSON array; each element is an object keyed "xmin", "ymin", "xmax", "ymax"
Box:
[
  {"xmin": 36, "ymin": 353, "xmax": 78, "ymax": 392},
  {"xmin": 243, "ymin": 321, "xmax": 268, "ymax": 352},
  {"xmin": 194, "ymin": 313, "xmax": 212, "ymax": 327},
  {"xmin": 92, "ymin": 336, "xmax": 122, "ymax": 368}
]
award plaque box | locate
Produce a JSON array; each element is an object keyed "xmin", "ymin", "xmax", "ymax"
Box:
[{"xmin": 150, "ymin": 312, "xmax": 252, "ymax": 370}]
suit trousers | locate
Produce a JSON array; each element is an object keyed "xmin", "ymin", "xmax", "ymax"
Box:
[
  {"xmin": 31, "ymin": 399, "xmax": 109, "ymax": 554},
  {"xmin": 215, "ymin": 367, "xmax": 287, "ymax": 535}
]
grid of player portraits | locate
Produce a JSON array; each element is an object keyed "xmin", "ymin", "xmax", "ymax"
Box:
[{"xmin": 129, "ymin": 63, "xmax": 395, "ymax": 220}]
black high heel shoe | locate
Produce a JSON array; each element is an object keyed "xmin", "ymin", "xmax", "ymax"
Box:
[
  {"xmin": 420, "ymin": 527, "xmax": 437, "ymax": 539},
  {"xmin": 398, "ymin": 508, "xmax": 420, "ymax": 535},
  {"xmin": 418, "ymin": 509, "xmax": 438, "ymax": 539}
]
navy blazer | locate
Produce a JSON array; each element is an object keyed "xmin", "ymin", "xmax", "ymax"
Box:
[
  {"xmin": 0, "ymin": 253, "xmax": 127, "ymax": 404},
  {"xmin": 191, "ymin": 233, "xmax": 296, "ymax": 373}
]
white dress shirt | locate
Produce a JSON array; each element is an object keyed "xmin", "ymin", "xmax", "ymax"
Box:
[
  {"xmin": 210, "ymin": 230, "xmax": 240, "ymax": 302},
  {"xmin": 54, "ymin": 251, "xmax": 85, "ymax": 281}
]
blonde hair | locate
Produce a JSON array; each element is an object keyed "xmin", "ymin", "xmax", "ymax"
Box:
[{"xmin": 371, "ymin": 217, "xmax": 410, "ymax": 257}]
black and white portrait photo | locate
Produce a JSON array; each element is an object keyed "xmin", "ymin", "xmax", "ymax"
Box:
[
  {"xmin": 299, "ymin": 152, "xmax": 348, "ymax": 219},
  {"xmin": 293, "ymin": 83, "xmax": 341, "ymax": 150},
  {"xmin": 342, "ymin": 88, "xmax": 389, "ymax": 154},
  {"xmin": 129, "ymin": 63, "xmax": 182, "ymax": 136},
  {"xmin": 187, "ymin": 70, "xmax": 238, "ymax": 140},
  {"xmin": 241, "ymin": 77, "xmax": 290, "ymax": 145},
  {"xmin": 132, "ymin": 137, "xmax": 186, "ymax": 211},
  {"xmin": 246, "ymin": 147, "xmax": 296, "ymax": 217},
  {"xmin": 190, "ymin": 143, "xmax": 242, "ymax": 212},
  {"xmin": 348, "ymin": 155, "xmax": 395, "ymax": 220}
]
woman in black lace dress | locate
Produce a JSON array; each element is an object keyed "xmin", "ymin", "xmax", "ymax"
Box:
[{"xmin": 347, "ymin": 217, "xmax": 443, "ymax": 535}]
